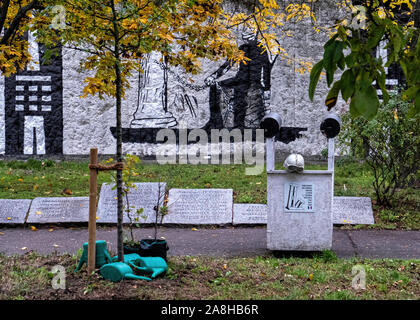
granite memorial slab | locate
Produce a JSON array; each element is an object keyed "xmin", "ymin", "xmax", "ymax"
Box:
[
  {"xmin": 0, "ymin": 199, "xmax": 32, "ymax": 224},
  {"xmin": 165, "ymin": 189, "xmax": 233, "ymax": 224},
  {"xmin": 233, "ymin": 204, "xmax": 267, "ymax": 225},
  {"xmin": 96, "ymin": 182, "xmax": 166, "ymax": 224},
  {"xmin": 333, "ymin": 196, "xmax": 374, "ymax": 225},
  {"xmin": 27, "ymin": 197, "xmax": 89, "ymax": 223}
]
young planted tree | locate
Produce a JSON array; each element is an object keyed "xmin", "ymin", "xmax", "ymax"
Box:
[{"xmin": 35, "ymin": 0, "xmax": 300, "ymax": 262}]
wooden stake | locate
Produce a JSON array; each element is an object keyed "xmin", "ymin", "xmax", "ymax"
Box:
[{"xmin": 88, "ymin": 148, "xmax": 98, "ymax": 273}]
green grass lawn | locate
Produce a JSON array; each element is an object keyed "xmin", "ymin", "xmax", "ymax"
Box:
[
  {"xmin": 0, "ymin": 159, "xmax": 418, "ymax": 229},
  {"xmin": 0, "ymin": 251, "xmax": 418, "ymax": 300}
]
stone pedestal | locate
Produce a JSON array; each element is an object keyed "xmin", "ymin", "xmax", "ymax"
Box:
[{"xmin": 267, "ymin": 170, "xmax": 333, "ymax": 251}]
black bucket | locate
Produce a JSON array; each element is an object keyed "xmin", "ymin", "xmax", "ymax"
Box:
[{"xmin": 124, "ymin": 239, "xmax": 169, "ymax": 261}]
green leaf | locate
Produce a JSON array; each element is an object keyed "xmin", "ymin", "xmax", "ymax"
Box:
[
  {"xmin": 337, "ymin": 26, "xmax": 348, "ymax": 41},
  {"xmin": 402, "ymin": 86, "xmax": 419, "ymax": 100},
  {"xmin": 309, "ymin": 59, "xmax": 324, "ymax": 101},
  {"xmin": 324, "ymin": 34, "xmax": 339, "ymax": 49},
  {"xmin": 345, "ymin": 53, "xmax": 356, "ymax": 68},
  {"xmin": 340, "ymin": 69, "xmax": 355, "ymax": 102},
  {"xmin": 415, "ymin": 90, "xmax": 420, "ymax": 113},
  {"xmin": 350, "ymin": 80, "xmax": 380, "ymax": 120},
  {"xmin": 325, "ymin": 80, "xmax": 341, "ymax": 110},
  {"xmin": 367, "ymin": 24, "xmax": 385, "ymax": 49},
  {"xmin": 333, "ymin": 41, "xmax": 344, "ymax": 63},
  {"xmin": 323, "ymin": 41, "xmax": 338, "ymax": 86},
  {"xmin": 337, "ymin": 55, "xmax": 346, "ymax": 70},
  {"xmin": 407, "ymin": 90, "xmax": 420, "ymax": 117}
]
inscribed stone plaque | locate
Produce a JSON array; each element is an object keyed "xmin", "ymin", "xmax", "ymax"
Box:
[
  {"xmin": 333, "ymin": 196, "xmax": 374, "ymax": 225},
  {"xmin": 233, "ymin": 204, "xmax": 267, "ymax": 225},
  {"xmin": 165, "ymin": 189, "xmax": 233, "ymax": 224},
  {"xmin": 284, "ymin": 182, "xmax": 314, "ymax": 212},
  {"xmin": 96, "ymin": 182, "xmax": 166, "ymax": 224},
  {"xmin": 0, "ymin": 199, "xmax": 32, "ymax": 224},
  {"xmin": 27, "ymin": 197, "xmax": 89, "ymax": 223}
]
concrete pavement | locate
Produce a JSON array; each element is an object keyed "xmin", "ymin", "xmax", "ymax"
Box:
[{"xmin": 0, "ymin": 226, "xmax": 419, "ymax": 259}]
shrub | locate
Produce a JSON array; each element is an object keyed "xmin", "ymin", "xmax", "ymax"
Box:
[{"xmin": 339, "ymin": 92, "xmax": 420, "ymax": 207}]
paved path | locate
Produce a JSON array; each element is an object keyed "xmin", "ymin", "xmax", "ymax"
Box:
[{"xmin": 0, "ymin": 226, "xmax": 419, "ymax": 259}]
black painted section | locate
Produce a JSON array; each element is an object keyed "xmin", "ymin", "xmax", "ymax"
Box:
[
  {"xmin": 110, "ymin": 127, "xmax": 307, "ymax": 144},
  {"xmin": 4, "ymin": 38, "xmax": 63, "ymax": 155}
]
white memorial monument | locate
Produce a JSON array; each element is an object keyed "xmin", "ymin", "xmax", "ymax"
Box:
[{"xmin": 262, "ymin": 113, "xmax": 341, "ymax": 251}]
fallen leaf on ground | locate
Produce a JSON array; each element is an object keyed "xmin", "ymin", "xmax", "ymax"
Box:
[
  {"xmin": 31, "ymin": 226, "xmax": 37, "ymax": 231},
  {"xmin": 6, "ymin": 217, "xmax": 11, "ymax": 220},
  {"xmin": 191, "ymin": 228, "xmax": 198, "ymax": 231},
  {"xmin": 48, "ymin": 228, "xmax": 54, "ymax": 232},
  {"xmin": 62, "ymin": 188, "xmax": 72, "ymax": 195},
  {"xmin": 53, "ymin": 244, "xmax": 59, "ymax": 248},
  {"xmin": 309, "ymin": 274, "xmax": 314, "ymax": 281},
  {"xmin": 35, "ymin": 211, "xmax": 42, "ymax": 215},
  {"xmin": 0, "ymin": 232, "xmax": 4, "ymax": 235},
  {"xmin": 21, "ymin": 247, "xmax": 28, "ymax": 250}
]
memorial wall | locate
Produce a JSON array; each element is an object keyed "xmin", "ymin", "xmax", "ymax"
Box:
[{"xmin": 0, "ymin": 1, "xmax": 403, "ymax": 159}]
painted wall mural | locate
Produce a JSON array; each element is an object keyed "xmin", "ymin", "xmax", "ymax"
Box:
[
  {"xmin": 0, "ymin": 7, "xmax": 406, "ymax": 158},
  {"xmin": 3, "ymin": 32, "xmax": 63, "ymax": 155},
  {"xmin": 110, "ymin": 31, "xmax": 307, "ymax": 146}
]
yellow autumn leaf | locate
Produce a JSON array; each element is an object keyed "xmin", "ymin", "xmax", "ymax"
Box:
[
  {"xmin": 31, "ymin": 226, "xmax": 37, "ymax": 231},
  {"xmin": 7, "ymin": 217, "xmax": 12, "ymax": 220}
]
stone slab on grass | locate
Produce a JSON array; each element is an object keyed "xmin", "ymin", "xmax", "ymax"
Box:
[
  {"xmin": 0, "ymin": 199, "xmax": 32, "ymax": 224},
  {"xmin": 233, "ymin": 204, "xmax": 267, "ymax": 225},
  {"xmin": 333, "ymin": 196, "xmax": 374, "ymax": 225},
  {"xmin": 96, "ymin": 182, "xmax": 166, "ymax": 224},
  {"xmin": 165, "ymin": 189, "xmax": 233, "ymax": 225},
  {"xmin": 27, "ymin": 197, "xmax": 89, "ymax": 223}
]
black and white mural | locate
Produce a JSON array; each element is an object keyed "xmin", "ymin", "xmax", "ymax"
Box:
[
  {"xmin": 0, "ymin": 10, "xmax": 406, "ymax": 157},
  {"xmin": 110, "ymin": 30, "xmax": 307, "ymax": 145},
  {"xmin": 2, "ymin": 31, "xmax": 63, "ymax": 155}
]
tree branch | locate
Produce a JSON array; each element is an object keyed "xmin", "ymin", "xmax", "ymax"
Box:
[
  {"xmin": 0, "ymin": 0, "xmax": 11, "ymax": 35},
  {"xmin": 0, "ymin": 0, "xmax": 41, "ymax": 45}
]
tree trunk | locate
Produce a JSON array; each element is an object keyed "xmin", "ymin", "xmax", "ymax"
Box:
[
  {"xmin": 111, "ymin": 0, "xmax": 124, "ymax": 263},
  {"xmin": 115, "ymin": 60, "xmax": 124, "ymax": 262}
]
